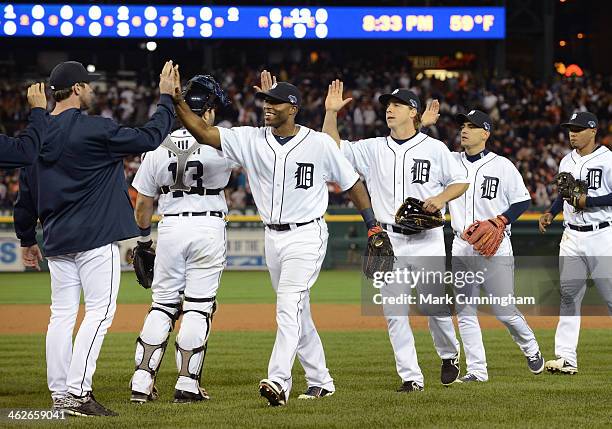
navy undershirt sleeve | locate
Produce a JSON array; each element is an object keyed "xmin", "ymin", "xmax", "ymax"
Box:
[
  {"xmin": 586, "ymin": 192, "xmax": 612, "ymax": 208},
  {"xmin": 548, "ymin": 195, "xmax": 564, "ymax": 216},
  {"xmin": 501, "ymin": 199, "xmax": 530, "ymax": 224}
]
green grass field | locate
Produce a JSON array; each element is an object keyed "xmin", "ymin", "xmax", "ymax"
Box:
[{"xmin": 0, "ymin": 271, "xmax": 611, "ymax": 428}]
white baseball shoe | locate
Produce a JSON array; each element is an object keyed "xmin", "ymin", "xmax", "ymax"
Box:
[{"xmin": 545, "ymin": 357, "xmax": 577, "ymax": 375}]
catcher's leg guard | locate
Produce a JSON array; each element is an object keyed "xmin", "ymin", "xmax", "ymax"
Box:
[
  {"xmin": 132, "ymin": 301, "xmax": 182, "ymax": 395},
  {"xmin": 174, "ymin": 297, "xmax": 216, "ymax": 394}
]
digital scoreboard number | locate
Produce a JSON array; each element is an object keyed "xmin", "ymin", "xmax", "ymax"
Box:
[{"xmin": 0, "ymin": 4, "xmax": 505, "ymax": 39}]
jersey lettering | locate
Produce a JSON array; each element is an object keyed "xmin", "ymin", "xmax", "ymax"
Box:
[
  {"xmin": 295, "ymin": 163, "xmax": 314, "ymax": 190},
  {"xmin": 480, "ymin": 176, "xmax": 500, "ymax": 200},
  {"xmin": 411, "ymin": 159, "xmax": 431, "ymax": 184},
  {"xmin": 167, "ymin": 160, "xmax": 205, "ymax": 198},
  {"xmin": 586, "ymin": 168, "xmax": 602, "ymax": 190}
]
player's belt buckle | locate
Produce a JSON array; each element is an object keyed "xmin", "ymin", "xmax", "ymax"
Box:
[{"xmin": 267, "ymin": 217, "xmax": 320, "ymax": 231}]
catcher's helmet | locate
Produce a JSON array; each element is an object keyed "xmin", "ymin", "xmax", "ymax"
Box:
[{"xmin": 182, "ymin": 74, "xmax": 230, "ymax": 114}]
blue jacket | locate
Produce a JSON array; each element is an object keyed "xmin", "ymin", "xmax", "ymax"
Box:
[
  {"xmin": 14, "ymin": 94, "xmax": 175, "ymax": 257},
  {"xmin": 0, "ymin": 108, "xmax": 47, "ymax": 168}
]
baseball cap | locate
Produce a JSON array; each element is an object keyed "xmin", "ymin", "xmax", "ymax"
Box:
[
  {"xmin": 255, "ymin": 82, "xmax": 301, "ymax": 107},
  {"xmin": 455, "ymin": 109, "xmax": 493, "ymax": 132},
  {"xmin": 561, "ymin": 111, "xmax": 598, "ymax": 129},
  {"xmin": 49, "ymin": 61, "xmax": 101, "ymax": 90},
  {"xmin": 378, "ymin": 89, "xmax": 421, "ymax": 111}
]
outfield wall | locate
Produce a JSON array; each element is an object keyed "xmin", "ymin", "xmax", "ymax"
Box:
[{"xmin": 0, "ymin": 213, "xmax": 563, "ymax": 272}]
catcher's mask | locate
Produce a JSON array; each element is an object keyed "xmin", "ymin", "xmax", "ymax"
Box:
[{"xmin": 182, "ymin": 74, "xmax": 230, "ymax": 114}]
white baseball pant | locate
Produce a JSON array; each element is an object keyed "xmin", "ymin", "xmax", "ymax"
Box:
[
  {"xmin": 131, "ymin": 215, "xmax": 226, "ymax": 396},
  {"xmin": 452, "ymin": 235, "xmax": 539, "ymax": 381},
  {"xmin": 264, "ymin": 218, "xmax": 334, "ymax": 401},
  {"xmin": 46, "ymin": 243, "xmax": 120, "ymax": 399},
  {"xmin": 382, "ymin": 227, "xmax": 459, "ymax": 386},
  {"xmin": 556, "ymin": 227, "xmax": 612, "ymax": 367}
]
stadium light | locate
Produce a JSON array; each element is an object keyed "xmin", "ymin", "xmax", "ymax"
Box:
[
  {"xmin": 146, "ymin": 41, "xmax": 157, "ymax": 51},
  {"xmin": 87, "ymin": 64, "xmax": 96, "ymax": 72},
  {"xmin": 577, "ymin": 33, "xmax": 584, "ymax": 39},
  {"xmin": 559, "ymin": 40, "xmax": 566, "ymax": 47}
]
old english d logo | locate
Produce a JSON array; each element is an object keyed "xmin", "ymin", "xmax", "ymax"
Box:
[
  {"xmin": 481, "ymin": 176, "xmax": 500, "ymax": 200},
  {"xmin": 295, "ymin": 163, "xmax": 314, "ymax": 189},
  {"xmin": 411, "ymin": 159, "xmax": 431, "ymax": 184},
  {"xmin": 586, "ymin": 168, "xmax": 602, "ymax": 190}
]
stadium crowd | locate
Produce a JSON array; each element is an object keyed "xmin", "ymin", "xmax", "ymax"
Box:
[{"xmin": 0, "ymin": 65, "xmax": 610, "ymax": 214}]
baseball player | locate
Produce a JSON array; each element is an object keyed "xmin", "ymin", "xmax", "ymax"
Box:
[
  {"xmin": 539, "ymin": 111, "xmax": 612, "ymax": 374},
  {"xmin": 129, "ymin": 75, "xmax": 234, "ymax": 404},
  {"xmin": 0, "ymin": 83, "xmax": 47, "ymax": 169},
  {"xmin": 323, "ymin": 80, "xmax": 469, "ymax": 391},
  {"xmin": 447, "ymin": 109, "xmax": 544, "ymax": 382},
  {"xmin": 172, "ymin": 67, "xmax": 383, "ymax": 406},
  {"xmin": 13, "ymin": 61, "xmax": 176, "ymax": 416}
]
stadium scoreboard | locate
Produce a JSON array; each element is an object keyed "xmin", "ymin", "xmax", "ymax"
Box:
[{"xmin": 0, "ymin": 4, "xmax": 504, "ymax": 40}]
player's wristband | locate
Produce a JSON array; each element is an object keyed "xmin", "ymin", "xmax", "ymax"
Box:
[
  {"xmin": 360, "ymin": 207, "xmax": 377, "ymax": 229},
  {"xmin": 139, "ymin": 226, "xmax": 151, "ymax": 243}
]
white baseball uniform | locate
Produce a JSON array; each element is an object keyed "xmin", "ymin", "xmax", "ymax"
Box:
[
  {"xmin": 340, "ymin": 132, "xmax": 467, "ymax": 386},
  {"xmin": 554, "ymin": 145, "xmax": 612, "ymax": 367},
  {"xmin": 448, "ymin": 151, "xmax": 540, "ymax": 380},
  {"xmin": 130, "ymin": 128, "xmax": 235, "ymax": 396},
  {"xmin": 218, "ymin": 124, "xmax": 359, "ymax": 400}
]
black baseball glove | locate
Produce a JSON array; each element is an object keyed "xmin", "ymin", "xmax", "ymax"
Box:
[
  {"xmin": 395, "ymin": 197, "xmax": 445, "ymax": 232},
  {"xmin": 552, "ymin": 172, "xmax": 588, "ymax": 209},
  {"xmin": 133, "ymin": 240, "xmax": 156, "ymax": 289},
  {"xmin": 363, "ymin": 225, "xmax": 395, "ymax": 279}
]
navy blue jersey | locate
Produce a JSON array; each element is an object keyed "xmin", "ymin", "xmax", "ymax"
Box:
[
  {"xmin": 14, "ymin": 94, "xmax": 175, "ymax": 257},
  {"xmin": 0, "ymin": 108, "xmax": 47, "ymax": 169}
]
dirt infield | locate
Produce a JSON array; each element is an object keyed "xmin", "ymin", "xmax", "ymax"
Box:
[{"xmin": 1, "ymin": 304, "xmax": 611, "ymax": 334}]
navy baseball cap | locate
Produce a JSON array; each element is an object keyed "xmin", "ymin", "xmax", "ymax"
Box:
[
  {"xmin": 379, "ymin": 89, "xmax": 421, "ymax": 111},
  {"xmin": 455, "ymin": 109, "xmax": 493, "ymax": 132},
  {"xmin": 255, "ymin": 82, "xmax": 301, "ymax": 107},
  {"xmin": 49, "ymin": 61, "xmax": 100, "ymax": 90},
  {"xmin": 561, "ymin": 111, "xmax": 598, "ymax": 129}
]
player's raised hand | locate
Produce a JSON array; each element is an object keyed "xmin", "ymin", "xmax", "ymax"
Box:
[
  {"xmin": 538, "ymin": 212, "xmax": 553, "ymax": 233},
  {"xmin": 22, "ymin": 244, "xmax": 43, "ymax": 271},
  {"xmin": 27, "ymin": 83, "xmax": 46, "ymax": 109},
  {"xmin": 159, "ymin": 60, "xmax": 175, "ymax": 95},
  {"xmin": 253, "ymin": 69, "xmax": 277, "ymax": 93},
  {"xmin": 325, "ymin": 79, "xmax": 352, "ymax": 113},
  {"xmin": 421, "ymin": 99, "xmax": 440, "ymax": 127},
  {"xmin": 172, "ymin": 64, "xmax": 183, "ymax": 102}
]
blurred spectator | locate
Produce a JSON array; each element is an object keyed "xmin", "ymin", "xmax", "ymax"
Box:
[{"xmin": 0, "ymin": 63, "xmax": 609, "ymax": 214}]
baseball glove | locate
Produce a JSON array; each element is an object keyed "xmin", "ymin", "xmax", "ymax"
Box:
[
  {"xmin": 133, "ymin": 240, "xmax": 156, "ymax": 289},
  {"xmin": 363, "ymin": 225, "xmax": 395, "ymax": 279},
  {"xmin": 395, "ymin": 197, "xmax": 445, "ymax": 232},
  {"xmin": 552, "ymin": 172, "xmax": 587, "ymax": 209},
  {"xmin": 461, "ymin": 215, "xmax": 507, "ymax": 258}
]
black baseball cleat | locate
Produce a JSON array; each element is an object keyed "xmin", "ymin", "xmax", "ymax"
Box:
[
  {"xmin": 259, "ymin": 379, "xmax": 286, "ymax": 406},
  {"xmin": 298, "ymin": 386, "xmax": 335, "ymax": 400},
  {"xmin": 130, "ymin": 386, "xmax": 159, "ymax": 404},
  {"xmin": 397, "ymin": 381, "xmax": 424, "ymax": 393},
  {"xmin": 63, "ymin": 393, "xmax": 118, "ymax": 417},
  {"xmin": 173, "ymin": 388, "xmax": 210, "ymax": 403},
  {"xmin": 526, "ymin": 351, "xmax": 545, "ymax": 374},
  {"xmin": 441, "ymin": 354, "xmax": 460, "ymax": 385}
]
